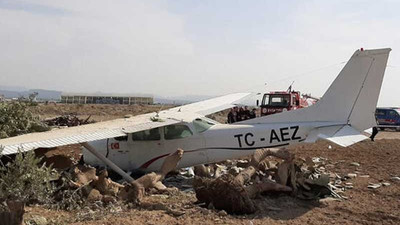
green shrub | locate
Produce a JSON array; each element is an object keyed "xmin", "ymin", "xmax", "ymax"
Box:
[
  {"xmin": 0, "ymin": 149, "xmax": 57, "ymax": 204},
  {"xmin": 0, "ymin": 102, "xmax": 49, "ymax": 138}
]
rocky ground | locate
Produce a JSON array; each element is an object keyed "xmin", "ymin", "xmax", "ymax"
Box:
[{"xmin": 19, "ymin": 104, "xmax": 400, "ymax": 224}]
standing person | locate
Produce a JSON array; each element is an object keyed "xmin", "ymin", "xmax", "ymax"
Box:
[
  {"xmin": 237, "ymin": 107, "xmax": 244, "ymax": 122},
  {"xmin": 249, "ymin": 108, "xmax": 257, "ymax": 119},
  {"xmin": 227, "ymin": 108, "xmax": 235, "ymax": 124},
  {"xmin": 370, "ymin": 126, "xmax": 379, "ymax": 141},
  {"xmin": 243, "ymin": 106, "xmax": 251, "ymax": 120},
  {"xmin": 370, "ymin": 113, "xmax": 379, "ymax": 141},
  {"xmin": 233, "ymin": 107, "xmax": 239, "ymax": 122}
]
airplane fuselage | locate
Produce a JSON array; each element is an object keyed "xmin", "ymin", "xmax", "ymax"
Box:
[{"xmin": 83, "ymin": 121, "xmax": 313, "ymax": 172}]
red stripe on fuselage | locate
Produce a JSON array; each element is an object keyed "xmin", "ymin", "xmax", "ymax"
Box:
[
  {"xmin": 138, "ymin": 149, "xmax": 203, "ymax": 169},
  {"xmin": 139, "ymin": 153, "xmax": 170, "ymax": 169}
]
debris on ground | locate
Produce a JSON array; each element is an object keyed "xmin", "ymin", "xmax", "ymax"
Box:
[
  {"xmin": 367, "ymin": 183, "xmax": 382, "ymax": 189},
  {"xmin": 43, "ymin": 115, "xmax": 94, "ymax": 127},
  {"xmin": 391, "ymin": 176, "xmax": 400, "ymax": 181},
  {"xmin": 192, "ymin": 148, "xmax": 346, "ymax": 214},
  {"xmin": 51, "ymin": 149, "xmax": 184, "ymax": 210}
]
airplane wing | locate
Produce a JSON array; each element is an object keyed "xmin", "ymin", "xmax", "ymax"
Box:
[
  {"xmin": 0, "ymin": 112, "xmax": 180, "ymax": 155},
  {"xmin": 0, "ymin": 92, "xmax": 251, "ymax": 155},
  {"xmin": 166, "ymin": 92, "xmax": 252, "ymax": 116}
]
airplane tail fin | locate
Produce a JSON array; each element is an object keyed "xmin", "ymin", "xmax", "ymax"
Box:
[{"xmin": 243, "ymin": 48, "xmax": 391, "ymax": 146}]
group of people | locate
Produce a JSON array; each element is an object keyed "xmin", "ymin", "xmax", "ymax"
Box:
[{"xmin": 227, "ymin": 106, "xmax": 257, "ymax": 124}]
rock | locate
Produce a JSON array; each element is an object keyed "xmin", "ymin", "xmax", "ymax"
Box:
[
  {"xmin": 200, "ymin": 208, "xmax": 210, "ymax": 215},
  {"xmin": 359, "ymin": 175, "xmax": 370, "ymax": 178},
  {"xmin": 194, "ymin": 165, "xmax": 211, "ymax": 178},
  {"xmin": 390, "ymin": 176, "xmax": 400, "ymax": 181},
  {"xmin": 382, "ymin": 182, "xmax": 391, "ymax": 187},
  {"xmin": 345, "ymin": 185, "xmax": 354, "ymax": 189},
  {"xmin": 346, "ymin": 173, "xmax": 357, "ymax": 179},
  {"xmin": 87, "ymin": 188, "xmax": 103, "ymax": 202},
  {"xmin": 73, "ymin": 165, "xmax": 98, "ymax": 186},
  {"xmin": 367, "ymin": 183, "xmax": 381, "ymax": 189},
  {"xmin": 92, "ymin": 170, "xmax": 123, "ymax": 196},
  {"xmin": 319, "ymin": 197, "xmax": 340, "ymax": 203},
  {"xmin": 218, "ymin": 210, "xmax": 228, "ymax": 217},
  {"xmin": 29, "ymin": 215, "xmax": 48, "ymax": 225},
  {"xmin": 102, "ymin": 195, "xmax": 117, "ymax": 204},
  {"xmin": 350, "ymin": 162, "xmax": 360, "ymax": 167},
  {"xmin": 167, "ymin": 209, "xmax": 186, "ymax": 217}
]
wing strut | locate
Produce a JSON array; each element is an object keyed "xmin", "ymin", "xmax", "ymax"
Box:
[{"xmin": 81, "ymin": 142, "xmax": 134, "ymax": 183}]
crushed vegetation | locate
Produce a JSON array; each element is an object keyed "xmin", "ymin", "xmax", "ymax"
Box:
[
  {"xmin": 192, "ymin": 148, "xmax": 342, "ymax": 214},
  {"xmin": 43, "ymin": 114, "xmax": 95, "ymax": 127}
]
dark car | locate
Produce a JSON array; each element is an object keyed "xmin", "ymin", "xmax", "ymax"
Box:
[{"xmin": 375, "ymin": 107, "xmax": 400, "ymax": 131}]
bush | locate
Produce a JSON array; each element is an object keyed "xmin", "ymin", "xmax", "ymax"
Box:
[
  {"xmin": 0, "ymin": 148, "xmax": 58, "ymax": 204},
  {"xmin": 0, "ymin": 102, "xmax": 49, "ymax": 138}
]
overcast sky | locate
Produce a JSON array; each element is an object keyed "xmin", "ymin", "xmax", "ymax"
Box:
[{"xmin": 0, "ymin": 0, "xmax": 399, "ymax": 106}]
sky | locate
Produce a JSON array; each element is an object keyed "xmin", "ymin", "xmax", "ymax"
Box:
[{"xmin": 0, "ymin": 0, "xmax": 399, "ymax": 106}]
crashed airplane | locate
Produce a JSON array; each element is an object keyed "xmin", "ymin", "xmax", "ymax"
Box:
[{"xmin": 0, "ymin": 48, "xmax": 391, "ymax": 182}]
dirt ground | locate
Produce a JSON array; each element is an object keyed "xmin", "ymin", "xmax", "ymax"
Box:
[
  {"xmin": 29, "ymin": 103, "xmax": 173, "ymax": 122},
  {"xmin": 23, "ymin": 104, "xmax": 400, "ymax": 225}
]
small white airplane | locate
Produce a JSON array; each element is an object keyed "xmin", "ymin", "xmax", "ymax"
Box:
[{"xmin": 0, "ymin": 48, "xmax": 391, "ymax": 182}]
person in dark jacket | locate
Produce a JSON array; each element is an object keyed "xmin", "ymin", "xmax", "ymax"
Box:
[
  {"xmin": 243, "ymin": 106, "xmax": 251, "ymax": 120},
  {"xmin": 249, "ymin": 108, "xmax": 257, "ymax": 119},
  {"xmin": 370, "ymin": 126, "xmax": 379, "ymax": 141},
  {"xmin": 227, "ymin": 108, "xmax": 235, "ymax": 124},
  {"xmin": 237, "ymin": 107, "xmax": 245, "ymax": 122}
]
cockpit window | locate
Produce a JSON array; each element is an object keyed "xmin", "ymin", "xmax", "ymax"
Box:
[
  {"xmin": 164, "ymin": 124, "xmax": 193, "ymax": 140},
  {"xmin": 132, "ymin": 128, "xmax": 161, "ymax": 141},
  {"xmin": 193, "ymin": 118, "xmax": 214, "ymax": 133}
]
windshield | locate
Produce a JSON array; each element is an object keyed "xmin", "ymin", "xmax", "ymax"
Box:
[
  {"xmin": 263, "ymin": 94, "xmax": 290, "ymax": 107},
  {"xmin": 193, "ymin": 118, "xmax": 215, "ymax": 133}
]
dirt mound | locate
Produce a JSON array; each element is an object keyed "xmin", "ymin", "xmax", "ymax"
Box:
[{"xmin": 193, "ymin": 174, "xmax": 256, "ymax": 214}]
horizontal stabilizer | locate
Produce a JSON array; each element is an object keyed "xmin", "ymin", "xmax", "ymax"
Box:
[{"xmin": 306, "ymin": 125, "xmax": 368, "ymax": 147}]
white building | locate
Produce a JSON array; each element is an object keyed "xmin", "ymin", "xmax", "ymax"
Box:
[{"xmin": 60, "ymin": 93, "xmax": 153, "ymax": 105}]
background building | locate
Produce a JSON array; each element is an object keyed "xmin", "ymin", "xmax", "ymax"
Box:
[{"xmin": 61, "ymin": 93, "xmax": 153, "ymax": 105}]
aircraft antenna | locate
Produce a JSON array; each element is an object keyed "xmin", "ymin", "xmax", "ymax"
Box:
[
  {"xmin": 287, "ymin": 81, "xmax": 294, "ymax": 92},
  {"xmin": 156, "ymin": 104, "xmax": 164, "ymax": 117}
]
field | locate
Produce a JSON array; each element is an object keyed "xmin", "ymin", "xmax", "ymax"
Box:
[{"xmin": 22, "ymin": 104, "xmax": 400, "ymax": 224}]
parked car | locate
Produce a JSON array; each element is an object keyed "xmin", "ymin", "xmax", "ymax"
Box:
[{"xmin": 375, "ymin": 107, "xmax": 400, "ymax": 131}]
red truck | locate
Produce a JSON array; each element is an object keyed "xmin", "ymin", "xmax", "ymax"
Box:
[{"xmin": 259, "ymin": 90, "xmax": 317, "ymax": 116}]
